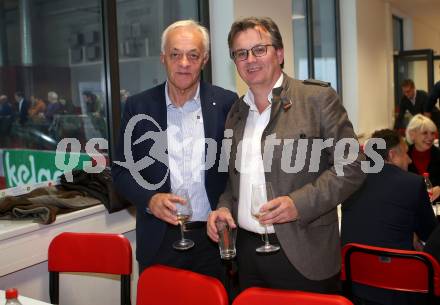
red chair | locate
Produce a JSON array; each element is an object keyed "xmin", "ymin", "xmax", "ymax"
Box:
[
  {"xmin": 232, "ymin": 287, "xmax": 353, "ymax": 305},
  {"xmin": 136, "ymin": 264, "xmax": 228, "ymax": 305},
  {"xmin": 341, "ymin": 243, "xmax": 440, "ymax": 304},
  {"xmin": 48, "ymin": 232, "xmax": 132, "ymax": 305}
]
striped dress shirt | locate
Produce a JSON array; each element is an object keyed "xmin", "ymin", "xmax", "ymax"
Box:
[{"xmin": 165, "ymin": 82, "xmax": 211, "ymax": 221}]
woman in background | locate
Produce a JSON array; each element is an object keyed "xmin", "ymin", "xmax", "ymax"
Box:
[{"xmin": 406, "ymin": 114, "xmax": 440, "ymax": 201}]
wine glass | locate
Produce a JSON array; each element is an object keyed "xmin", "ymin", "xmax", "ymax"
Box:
[
  {"xmin": 172, "ymin": 189, "xmax": 195, "ymax": 250},
  {"xmin": 251, "ymin": 182, "xmax": 280, "ymax": 253}
]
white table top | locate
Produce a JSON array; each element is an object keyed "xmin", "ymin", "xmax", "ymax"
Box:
[
  {"xmin": 0, "ymin": 204, "xmax": 136, "ymax": 276},
  {"xmin": 0, "ymin": 290, "xmax": 52, "ymax": 305}
]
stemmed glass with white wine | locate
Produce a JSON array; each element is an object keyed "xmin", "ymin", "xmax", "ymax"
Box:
[
  {"xmin": 172, "ymin": 189, "xmax": 195, "ymax": 250},
  {"xmin": 251, "ymin": 182, "xmax": 280, "ymax": 253}
]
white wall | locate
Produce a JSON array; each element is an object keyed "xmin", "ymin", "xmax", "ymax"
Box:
[
  {"xmin": 340, "ymin": 0, "xmax": 359, "ymax": 133},
  {"xmin": 340, "ymin": 0, "xmax": 394, "ymax": 137},
  {"xmin": 356, "ymin": 0, "xmax": 394, "ymax": 136},
  {"xmin": 393, "ymin": 10, "xmax": 440, "ymax": 54},
  {"xmin": 415, "ymin": 26, "xmax": 440, "ymax": 54},
  {"xmin": 233, "ymin": 0, "xmax": 294, "ymax": 96}
]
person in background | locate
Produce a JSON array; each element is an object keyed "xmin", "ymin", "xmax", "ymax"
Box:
[
  {"xmin": 425, "ymin": 65, "xmax": 440, "ymax": 130},
  {"xmin": 14, "ymin": 91, "xmax": 30, "ymax": 125},
  {"xmin": 342, "ymin": 128, "xmax": 437, "ymax": 305},
  {"xmin": 61, "ymin": 98, "xmax": 77, "ymax": 114},
  {"xmin": 207, "ymin": 16, "xmax": 365, "ymax": 293},
  {"xmin": 44, "ymin": 91, "xmax": 64, "ymax": 122},
  {"xmin": 112, "ymin": 20, "xmax": 237, "ymax": 279},
  {"xmin": 0, "ymin": 94, "xmax": 14, "ymax": 146},
  {"xmin": 120, "ymin": 89, "xmax": 130, "ymax": 112},
  {"xmin": 28, "ymin": 95, "xmax": 47, "ymax": 119},
  {"xmin": 394, "ymin": 79, "xmax": 429, "ymax": 130},
  {"xmin": 406, "ymin": 114, "xmax": 440, "ymax": 202},
  {"xmin": 0, "ymin": 94, "xmax": 13, "ymax": 116},
  {"xmin": 82, "ymin": 91, "xmax": 100, "ymax": 115}
]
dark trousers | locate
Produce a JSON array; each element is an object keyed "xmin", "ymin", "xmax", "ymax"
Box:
[
  {"xmin": 138, "ymin": 223, "xmax": 223, "ymax": 280},
  {"xmin": 237, "ymin": 228, "xmax": 341, "ymax": 293}
]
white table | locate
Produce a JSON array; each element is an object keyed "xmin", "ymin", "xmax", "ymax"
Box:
[
  {"xmin": 0, "ymin": 290, "xmax": 52, "ymax": 305},
  {"xmin": 0, "ymin": 206, "xmax": 137, "ymax": 305}
]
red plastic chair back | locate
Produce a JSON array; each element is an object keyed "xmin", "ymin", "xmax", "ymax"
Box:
[
  {"xmin": 136, "ymin": 264, "xmax": 228, "ymax": 305},
  {"xmin": 48, "ymin": 232, "xmax": 132, "ymax": 305},
  {"xmin": 341, "ymin": 243, "xmax": 440, "ymax": 299},
  {"xmin": 232, "ymin": 287, "xmax": 353, "ymax": 305}
]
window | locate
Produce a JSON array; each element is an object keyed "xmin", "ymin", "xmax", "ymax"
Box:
[
  {"xmin": 292, "ymin": 0, "xmax": 308, "ymax": 80},
  {"xmin": 392, "ymin": 15, "xmax": 403, "ymax": 53},
  {"xmin": 0, "ymin": 0, "xmax": 107, "ymax": 189},
  {"xmin": 312, "ymin": 0, "xmax": 338, "ymax": 90},
  {"xmin": 0, "ymin": 0, "xmax": 206, "ymax": 190},
  {"xmin": 292, "ymin": 0, "xmax": 341, "ymax": 92},
  {"xmin": 117, "ymin": 0, "xmax": 200, "ymax": 102}
]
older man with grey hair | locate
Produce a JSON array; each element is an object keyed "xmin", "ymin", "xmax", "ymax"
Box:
[
  {"xmin": 112, "ymin": 20, "xmax": 238, "ymax": 278},
  {"xmin": 44, "ymin": 91, "xmax": 63, "ymax": 122}
]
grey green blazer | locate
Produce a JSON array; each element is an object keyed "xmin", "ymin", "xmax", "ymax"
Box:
[{"xmin": 218, "ymin": 73, "xmax": 366, "ymax": 280}]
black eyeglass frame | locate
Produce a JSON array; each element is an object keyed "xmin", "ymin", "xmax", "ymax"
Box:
[{"xmin": 230, "ymin": 44, "xmax": 275, "ymax": 61}]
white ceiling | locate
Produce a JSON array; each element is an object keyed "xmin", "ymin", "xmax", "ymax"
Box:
[{"xmin": 388, "ymin": 0, "xmax": 440, "ymax": 32}]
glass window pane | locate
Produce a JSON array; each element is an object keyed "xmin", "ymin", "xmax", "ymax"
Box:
[
  {"xmin": 312, "ymin": 0, "xmax": 337, "ymax": 90},
  {"xmin": 0, "ymin": 0, "xmax": 108, "ymax": 190},
  {"xmin": 392, "ymin": 16, "xmax": 403, "ymax": 53},
  {"xmin": 292, "ymin": 0, "xmax": 308, "ymax": 80},
  {"xmin": 117, "ymin": 0, "xmax": 199, "ymax": 107}
]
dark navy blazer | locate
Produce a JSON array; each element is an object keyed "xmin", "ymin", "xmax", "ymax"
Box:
[
  {"xmin": 341, "ymin": 163, "xmax": 438, "ymax": 305},
  {"xmin": 111, "ymin": 81, "xmax": 237, "ymax": 266}
]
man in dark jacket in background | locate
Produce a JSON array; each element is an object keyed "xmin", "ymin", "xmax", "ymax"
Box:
[
  {"xmin": 342, "ymin": 128, "xmax": 438, "ymax": 305},
  {"xmin": 14, "ymin": 91, "xmax": 29, "ymax": 125},
  {"xmin": 394, "ymin": 79, "xmax": 429, "ymax": 129},
  {"xmin": 426, "ymin": 71, "xmax": 440, "ymax": 130}
]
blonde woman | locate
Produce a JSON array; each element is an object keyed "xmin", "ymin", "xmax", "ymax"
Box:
[{"xmin": 406, "ymin": 114, "xmax": 440, "ymax": 201}]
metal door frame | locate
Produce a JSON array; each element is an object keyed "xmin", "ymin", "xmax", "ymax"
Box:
[{"xmin": 393, "ymin": 49, "xmax": 434, "ymax": 107}]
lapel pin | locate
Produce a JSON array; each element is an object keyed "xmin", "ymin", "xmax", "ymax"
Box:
[
  {"xmin": 212, "ymin": 102, "xmax": 216, "ymax": 106},
  {"xmin": 282, "ymin": 98, "xmax": 292, "ymax": 110}
]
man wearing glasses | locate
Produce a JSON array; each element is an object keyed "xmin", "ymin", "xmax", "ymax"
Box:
[
  {"xmin": 207, "ymin": 17, "xmax": 365, "ymax": 293},
  {"xmin": 112, "ymin": 20, "xmax": 237, "ymax": 278}
]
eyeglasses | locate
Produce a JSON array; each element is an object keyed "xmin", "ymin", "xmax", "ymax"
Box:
[{"xmin": 230, "ymin": 44, "xmax": 274, "ymax": 61}]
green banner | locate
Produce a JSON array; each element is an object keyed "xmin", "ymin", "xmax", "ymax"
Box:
[{"xmin": 2, "ymin": 149, "xmax": 91, "ymax": 188}]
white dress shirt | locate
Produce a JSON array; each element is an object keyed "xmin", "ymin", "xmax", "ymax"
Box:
[
  {"xmin": 165, "ymin": 82, "xmax": 211, "ymax": 221},
  {"xmin": 237, "ymin": 74, "xmax": 283, "ymax": 234}
]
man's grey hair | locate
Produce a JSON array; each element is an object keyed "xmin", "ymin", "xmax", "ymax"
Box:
[
  {"xmin": 161, "ymin": 20, "xmax": 210, "ymax": 54},
  {"xmin": 48, "ymin": 91, "xmax": 58, "ymax": 102}
]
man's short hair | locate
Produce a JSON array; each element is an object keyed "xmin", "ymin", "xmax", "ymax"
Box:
[
  {"xmin": 14, "ymin": 91, "xmax": 24, "ymax": 98},
  {"xmin": 227, "ymin": 16, "xmax": 284, "ymax": 68},
  {"xmin": 401, "ymin": 79, "xmax": 415, "ymax": 88},
  {"xmin": 370, "ymin": 129, "xmax": 402, "ymax": 162},
  {"xmin": 161, "ymin": 20, "xmax": 210, "ymax": 54}
]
